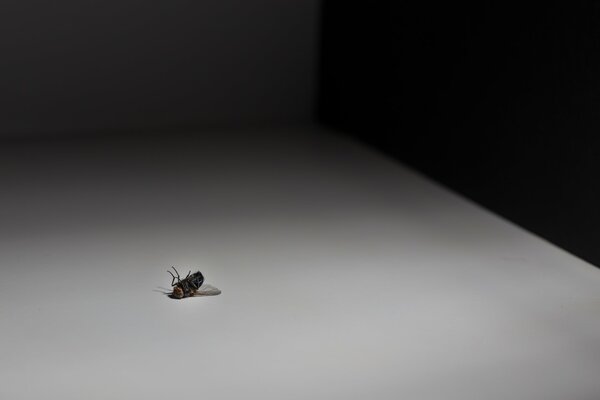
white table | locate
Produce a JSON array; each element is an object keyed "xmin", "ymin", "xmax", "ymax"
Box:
[{"xmin": 1, "ymin": 127, "xmax": 599, "ymax": 399}]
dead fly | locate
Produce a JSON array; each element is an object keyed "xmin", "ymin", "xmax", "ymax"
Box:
[{"xmin": 161, "ymin": 267, "xmax": 221, "ymax": 299}]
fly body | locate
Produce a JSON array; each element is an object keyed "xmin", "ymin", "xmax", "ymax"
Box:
[{"xmin": 167, "ymin": 267, "xmax": 221, "ymax": 299}]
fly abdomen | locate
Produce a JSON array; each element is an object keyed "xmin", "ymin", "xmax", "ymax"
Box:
[{"xmin": 188, "ymin": 271, "xmax": 204, "ymax": 290}]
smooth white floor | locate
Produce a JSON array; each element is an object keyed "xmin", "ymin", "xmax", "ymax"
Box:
[{"xmin": 1, "ymin": 128, "xmax": 600, "ymax": 400}]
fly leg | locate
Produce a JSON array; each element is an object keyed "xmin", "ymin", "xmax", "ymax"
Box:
[{"xmin": 168, "ymin": 267, "xmax": 182, "ymax": 286}]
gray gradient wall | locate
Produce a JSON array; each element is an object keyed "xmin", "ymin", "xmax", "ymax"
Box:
[{"xmin": 0, "ymin": 0, "xmax": 319, "ymax": 136}]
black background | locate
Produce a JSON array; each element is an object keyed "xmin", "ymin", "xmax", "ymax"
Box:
[
  {"xmin": 319, "ymin": 1, "xmax": 600, "ymax": 267},
  {"xmin": 0, "ymin": 0, "xmax": 317, "ymax": 136},
  {"xmin": 2, "ymin": 1, "xmax": 600, "ymax": 267}
]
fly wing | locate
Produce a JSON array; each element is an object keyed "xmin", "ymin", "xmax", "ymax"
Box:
[{"xmin": 194, "ymin": 284, "xmax": 221, "ymax": 296}]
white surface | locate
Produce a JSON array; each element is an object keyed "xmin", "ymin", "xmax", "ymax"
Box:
[{"xmin": 1, "ymin": 128, "xmax": 600, "ymax": 399}]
